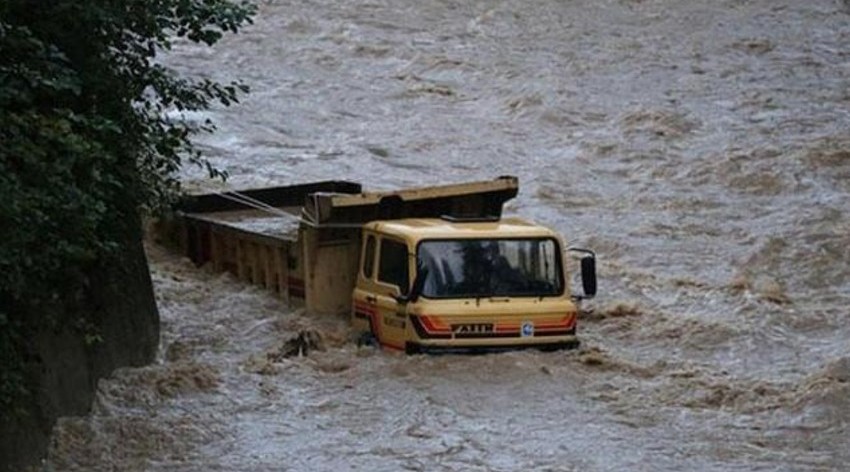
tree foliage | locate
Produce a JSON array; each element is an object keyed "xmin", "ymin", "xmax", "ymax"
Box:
[{"xmin": 0, "ymin": 0, "xmax": 255, "ymax": 416}]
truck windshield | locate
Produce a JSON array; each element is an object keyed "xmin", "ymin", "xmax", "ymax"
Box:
[{"xmin": 417, "ymin": 239, "xmax": 563, "ymax": 298}]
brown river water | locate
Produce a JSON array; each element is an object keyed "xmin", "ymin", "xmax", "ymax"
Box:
[{"xmin": 47, "ymin": 0, "xmax": 850, "ymax": 470}]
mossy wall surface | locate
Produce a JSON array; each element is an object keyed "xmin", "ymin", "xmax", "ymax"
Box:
[{"xmin": 0, "ymin": 224, "xmax": 159, "ymax": 471}]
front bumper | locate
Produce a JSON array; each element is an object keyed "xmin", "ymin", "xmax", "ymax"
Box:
[{"xmin": 404, "ymin": 337, "xmax": 580, "ymax": 355}]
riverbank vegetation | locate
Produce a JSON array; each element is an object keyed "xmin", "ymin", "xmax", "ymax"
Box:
[{"xmin": 0, "ymin": 0, "xmax": 255, "ymax": 460}]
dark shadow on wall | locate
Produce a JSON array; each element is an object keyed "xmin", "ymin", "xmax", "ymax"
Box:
[{"xmin": 0, "ymin": 219, "xmax": 160, "ymax": 471}]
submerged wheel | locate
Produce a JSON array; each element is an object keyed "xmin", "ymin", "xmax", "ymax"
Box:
[
  {"xmin": 356, "ymin": 331, "xmax": 378, "ymax": 348},
  {"xmin": 404, "ymin": 342, "xmax": 422, "ymax": 355}
]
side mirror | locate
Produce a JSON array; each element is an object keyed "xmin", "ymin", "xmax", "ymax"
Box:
[
  {"xmin": 395, "ymin": 265, "xmax": 429, "ymax": 304},
  {"xmin": 580, "ymin": 256, "xmax": 597, "ymax": 298},
  {"xmin": 568, "ymin": 247, "xmax": 597, "ymax": 300}
]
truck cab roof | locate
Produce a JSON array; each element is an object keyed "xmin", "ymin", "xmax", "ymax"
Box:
[{"xmin": 364, "ymin": 217, "xmax": 562, "ymax": 244}]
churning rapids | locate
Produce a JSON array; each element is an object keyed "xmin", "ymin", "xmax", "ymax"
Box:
[{"xmin": 47, "ymin": 1, "xmax": 850, "ymax": 470}]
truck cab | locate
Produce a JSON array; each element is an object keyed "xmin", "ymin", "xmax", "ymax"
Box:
[{"xmin": 352, "ymin": 216, "xmax": 596, "ymax": 353}]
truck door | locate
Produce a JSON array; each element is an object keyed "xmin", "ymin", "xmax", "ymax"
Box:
[
  {"xmin": 373, "ymin": 237, "xmax": 410, "ymax": 351},
  {"xmin": 352, "ymin": 233, "xmax": 379, "ymax": 336}
]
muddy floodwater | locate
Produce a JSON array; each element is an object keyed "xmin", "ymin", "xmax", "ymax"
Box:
[{"xmin": 48, "ymin": 1, "xmax": 850, "ymax": 470}]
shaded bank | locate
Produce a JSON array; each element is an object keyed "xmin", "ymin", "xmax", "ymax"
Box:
[
  {"xmin": 1, "ymin": 1, "xmax": 254, "ymax": 468},
  {"xmin": 0, "ymin": 216, "xmax": 159, "ymax": 471}
]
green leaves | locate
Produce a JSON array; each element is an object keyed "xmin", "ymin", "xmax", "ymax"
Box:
[
  {"xmin": 171, "ymin": 0, "xmax": 256, "ymax": 45},
  {"xmin": 0, "ymin": 0, "xmax": 254, "ymax": 418},
  {"xmin": 0, "ymin": 24, "xmax": 81, "ymax": 107}
]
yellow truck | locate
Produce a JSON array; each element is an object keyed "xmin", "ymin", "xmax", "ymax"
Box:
[{"xmin": 172, "ymin": 176, "xmax": 596, "ymax": 353}]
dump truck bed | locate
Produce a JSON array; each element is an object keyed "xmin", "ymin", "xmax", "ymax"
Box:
[{"xmin": 184, "ymin": 208, "xmax": 301, "ymax": 241}]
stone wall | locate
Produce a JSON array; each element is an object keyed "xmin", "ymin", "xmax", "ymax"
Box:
[{"xmin": 0, "ymin": 225, "xmax": 160, "ymax": 471}]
